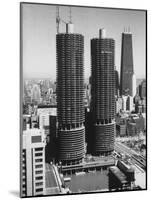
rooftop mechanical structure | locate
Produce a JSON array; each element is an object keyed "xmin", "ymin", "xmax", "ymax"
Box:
[
  {"xmin": 56, "ymin": 7, "xmax": 85, "ymax": 165},
  {"xmin": 91, "ymin": 29, "xmax": 115, "ymax": 156}
]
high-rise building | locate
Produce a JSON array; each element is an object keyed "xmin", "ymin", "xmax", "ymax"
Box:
[
  {"xmin": 139, "ymin": 80, "xmax": 146, "ymax": 99},
  {"xmin": 127, "ymin": 122, "xmax": 136, "ymax": 136},
  {"xmin": 115, "ymin": 69, "xmax": 120, "ymax": 96},
  {"xmin": 36, "ymin": 106, "xmax": 57, "ymax": 162},
  {"xmin": 132, "ymin": 73, "xmax": 136, "ymax": 97},
  {"xmin": 31, "ymin": 84, "xmax": 41, "ymax": 104},
  {"xmin": 56, "ymin": 21, "xmax": 85, "ymax": 165},
  {"xmin": 38, "ymin": 113, "xmax": 50, "ymax": 145},
  {"xmin": 21, "ymin": 128, "xmax": 46, "ymax": 197},
  {"xmin": 121, "ymin": 95, "xmax": 135, "ymax": 112},
  {"xmin": 120, "ymin": 30, "xmax": 134, "ymax": 96},
  {"xmin": 116, "ymin": 97, "xmax": 123, "ymax": 114},
  {"xmin": 126, "ymin": 95, "xmax": 134, "ymax": 111},
  {"xmin": 116, "ymin": 123, "xmax": 126, "ymax": 137},
  {"xmin": 121, "ymin": 95, "xmax": 134, "ymax": 112},
  {"xmin": 23, "ymin": 114, "xmax": 31, "ymax": 130},
  {"xmin": 122, "ymin": 95, "xmax": 127, "ymax": 111},
  {"xmin": 91, "ymin": 29, "xmax": 115, "ymax": 156}
]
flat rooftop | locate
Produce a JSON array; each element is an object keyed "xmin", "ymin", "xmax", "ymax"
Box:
[{"xmin": 109, "ymin": 166, "xmax": 127, "ymax": 184}]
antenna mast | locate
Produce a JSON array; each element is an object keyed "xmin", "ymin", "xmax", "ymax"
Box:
[
  {"xmin": 56, "ymin": 6, "xmax": 60, "ymax": 33},
  {"xmin": 69, "ymin": 7, "xmax": 72, "ymax": 23}
]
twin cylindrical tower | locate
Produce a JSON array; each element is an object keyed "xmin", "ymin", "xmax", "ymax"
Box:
[
  {"xmin": 91, "ymin": 29, "xmax": 115, "ymax": 155},
  {"xmin": 56, "ymin": 23, "xmax": 85, "ymax": 165},
  {"xmin": 57, "ymin": 25, "xmax": 115, "ymax": 164}
]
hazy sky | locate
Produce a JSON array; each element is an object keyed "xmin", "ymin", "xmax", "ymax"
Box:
[{"xmin": 22, "ymin": 3, "xmax": 146, "ymax": 80}]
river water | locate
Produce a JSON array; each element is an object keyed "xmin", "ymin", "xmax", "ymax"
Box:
[{"xmin": 64, "ymin": 170, "xmax": 109, "ymax": 193}]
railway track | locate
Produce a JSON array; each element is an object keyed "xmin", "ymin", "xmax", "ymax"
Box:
[{"xmin": 114, "ymin": 142, "xmax": 146, "ymax": 170}]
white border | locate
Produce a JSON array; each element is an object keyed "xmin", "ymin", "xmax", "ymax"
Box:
[{"xmin": 0, "ymin": 0, "xmax": 150, "ymax": 199}]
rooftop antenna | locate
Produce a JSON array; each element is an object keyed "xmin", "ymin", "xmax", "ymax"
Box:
[
  {"xmin": 56, "ymin": 6, "xmax": 60, "ymax": 33},
  {"xmin": 69, "ymin": 7, "xmax": 72, "ymax": 23}
]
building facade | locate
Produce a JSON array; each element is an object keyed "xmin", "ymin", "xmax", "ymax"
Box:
[
  {"xmin": 139, "ymin": 80, "xmax": 146, "ymax": 99},
  {"xmin": 116, "ymin": 123, "xmax": 126, "ymax": 137},
  {"xmin": 31, "ymin": 84, "xmax": 41, "ymax": 105},
  {"xmin": 21, "ymin": 128, "xmax": 46, "ymax": 197},
  {"xmin": 91, "ymin": 29, "xmax": 115, "ymax": 156},
  {"xmin": 132, "ymin": 73, "xmax": 136, "ymax": 97},
  {"xmin": 116, "ymin": 97, "xmax": 123, "ymax": 114},
  {"xmin": 115, "ymin": 69, "xmax": 120, "ymax": 96}
]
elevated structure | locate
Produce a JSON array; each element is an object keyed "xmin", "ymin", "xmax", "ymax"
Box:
[
  {"xmin": 56, "ymin": 8, "xmax": 85, "ymax": 165},
  {"xmin": 56, "ymin": 6, "xmax": 60, "ymax": 34},
  {"xmin": 60, "ymin": 157, "xmax": 115, "ymax": 174},
  {"xmin": 90, "ymin": 29, "xmax": 115, "ymax": 156}
]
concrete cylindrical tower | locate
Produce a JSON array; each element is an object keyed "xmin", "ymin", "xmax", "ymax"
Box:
[
  {"xmin": 56, "ymin": 23, "xmax": 85, "ymax": 165},
  {"xmin": 91, "ymin": 29, "xmax": 115, "ymax": 156}
]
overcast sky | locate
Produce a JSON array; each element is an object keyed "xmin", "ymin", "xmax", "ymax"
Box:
[{"xmin": 22, "ymin": 3, "xmax": 146, "ymax": 80}]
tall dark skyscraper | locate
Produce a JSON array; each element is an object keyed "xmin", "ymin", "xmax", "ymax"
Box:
[
  {"xmin": 115, "ymin": 69, "xmax": 120, "ymax": 96},
  {"xmin": 139, "ymin": 80, "xmax": 146, "ymax": 99},
  {"xmin": 91, "ymin": 29, "xmax": 115, "ymax": 156},
  {"xmin": 56, "ymin": 22, "xmax": 85, "ymax": 165},
  {"xmin": 120, "ymin": 31, "xmax": 134, "ymax": 96}
]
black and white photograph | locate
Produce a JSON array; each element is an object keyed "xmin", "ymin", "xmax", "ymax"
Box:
[{"xmin": 20, "ymin": 2, "xmax": 147, "ymax": 198}]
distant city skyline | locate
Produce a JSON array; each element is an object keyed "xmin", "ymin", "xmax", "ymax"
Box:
[{"xmin": 22, "ymin": 4, "xmax": 146, "ymax": 79}]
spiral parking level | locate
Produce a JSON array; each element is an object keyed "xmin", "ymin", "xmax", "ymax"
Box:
[
  {"xmin": 93, "ymin": 122, "xmax": 115, "ymax": 156},
  {"xmin": 58, "ymin": 126, "xmax": 85, "ymax": 165}
]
